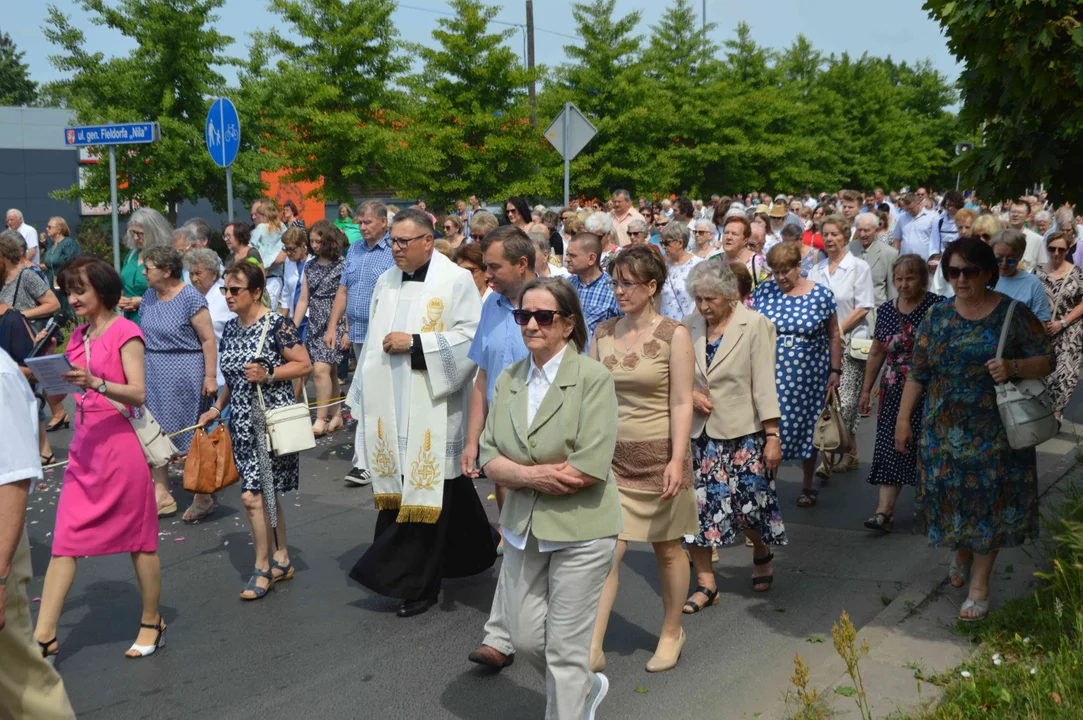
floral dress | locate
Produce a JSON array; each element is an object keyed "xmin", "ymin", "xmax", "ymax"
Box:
[
  {"xmin": 220, "ymin": 312, "xmax": 303, "ymax": 495},
  {"xmin": 1034, "ymin": 265, "xmax": 1083, "ymax": 413},
  {"xmin": 684, "ymin": 336, "xmax": 787, "ymax": 549},
  {"xmin": 303, "ymin": 257, "xmax": 347, "ymax": 365},
  {"xmin": 909, "ymin": 295, "xmax": 1054, "ymax": 553},
  {"xmin": 866, "ymin": 293, "xmax": 943, "ymax": 487},
  {"xmin": 752, "ymin": 281, "xmax": 837, "ymax": 461}
]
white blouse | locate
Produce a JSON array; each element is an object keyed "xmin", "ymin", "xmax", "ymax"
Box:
[{"xmin": 808, "ymin": 252, "xmax": 875, "ymax": 340}]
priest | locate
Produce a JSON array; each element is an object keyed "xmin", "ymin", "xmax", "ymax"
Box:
[{"xmin": 347, "ymin": 207, "xmax": 497, "ymax": 617}]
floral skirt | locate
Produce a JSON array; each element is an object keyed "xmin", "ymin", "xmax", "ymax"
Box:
[{"xmin": 683, "ymin": 431, "xmax": 787, "ymax": 548}]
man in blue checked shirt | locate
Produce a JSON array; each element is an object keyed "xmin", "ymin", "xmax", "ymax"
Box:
[
  {"xmin": 565, "ymin": 232, "xmax": 623, "ymax": 350},
  {"xmin": 326, "ymin": 199, "xmax": 395, "ymax": 486},
  {"xmin": 460, "ymin": 225, "xmax": 537, "ymax": 672}
]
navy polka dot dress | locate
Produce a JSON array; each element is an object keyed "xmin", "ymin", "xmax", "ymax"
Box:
[{"xmin": 752, "ymin": 281, "xmax": 837, "ymax": 461}]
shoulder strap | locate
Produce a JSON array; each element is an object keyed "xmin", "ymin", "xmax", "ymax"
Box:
[
  {"xmin": 996, "ymin": 300, "xmax": 1018, "ymax": 361},
  {"xmin": 12, "ymin": 267, "xmax": 24, "ymax": 301}
]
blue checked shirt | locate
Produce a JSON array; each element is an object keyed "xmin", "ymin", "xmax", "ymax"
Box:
[
  {"xmin": 467, "ymin": 292, "xmax": 530, "ymax": 402},
  {"xmin": 569, "ymin": 270, "xmax": 623, "ymax": 350},
  {"xmin": 340, "ymin": 231, "xmax": 394, "ymax": 343}
]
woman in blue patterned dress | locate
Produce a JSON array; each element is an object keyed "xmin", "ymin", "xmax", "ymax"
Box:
[
  {"xmin": 139, "ymin": 247, "xmax": 218, "ymax": 520},
  {"xmin": 292, "ymin": 220, "xmax": 347, "ymax": 435},
  {"xmin": 896, "ymin": 237, "xmax": 1053, "ymax": 621},
  {"xmin": 198, "ymin": 262, "xmax": 312, "ymax": 600},
  {"xmin": 753, "ymin": 242, "xmax": 842, "ymax": 508},
  {"xmin": 859, "ymin": 255, "xmax": 943, "ymax": 532}
]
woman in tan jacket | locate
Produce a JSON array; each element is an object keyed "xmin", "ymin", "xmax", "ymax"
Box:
[{"xmin": 681, "ymin": 262, "xmax": 786, "ymax": 613}]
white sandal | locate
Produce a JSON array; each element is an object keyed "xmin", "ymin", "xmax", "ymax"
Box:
[
  {"xmin": 948, "ymin": 557, "xmax": 972, "ymax": 589},
  {"xmin": 959, "ymin": 597, "xmax": 989, "ymax": 622}
]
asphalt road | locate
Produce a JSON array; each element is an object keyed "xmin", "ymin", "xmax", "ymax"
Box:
[{"xmin": 24, "ymin": 379, "xmax": 1083, "ymax": 720}]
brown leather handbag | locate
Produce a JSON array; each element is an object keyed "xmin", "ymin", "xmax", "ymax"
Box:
[
  {"xmin": 812, "ymin": 387, "xmax": 854, "ymax": 469},
  {"xmin": 183, "ymin": 425, "xmax": 240, "ymax": 494}
]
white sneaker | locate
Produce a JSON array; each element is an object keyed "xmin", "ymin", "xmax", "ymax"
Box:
[
  {"xmin": 344, "ymin": 468, "xmax": 371, "ymax": 486},
  {"xmin": 583, "ymin": 671, "xmax": 608, "ymax": 719}
]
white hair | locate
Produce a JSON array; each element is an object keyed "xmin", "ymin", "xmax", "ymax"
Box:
[
  {"xmin": 661, "ymin": 199, "xmax": 672, "ymax": 209},
  {"xmin": 5, "ymin": 209, "xmax": 23, "ymax": 221},
  {"xmin": 693, "ymin": 218, "xmax": 715, "ymax": 231},
  {"xmin": 584, "ymin": 211, "xmax": 614, "ymax": 236},
  {"xmin": 1034, "ymin": 210, "xmax": 1053, "ymax": 224},
  {"xmin": 855, "ymin": 212, "xmax": 878, "ymax": 229},
  {"xmin": 627, "ymin": 217, "xmax": 649, "ymax": 234},
  {"xmin": 125, "ymin": 207, "xmax": 174, "ymax": 251},
  {"xmin": 184, "ymin": 248, "xmax": 222, "ymax": 279}
]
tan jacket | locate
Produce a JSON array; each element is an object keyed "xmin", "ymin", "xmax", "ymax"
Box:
[
  {"xmin": 478, "ymin": 346, "xmax": 623, "ymax": 542},
  {"xmin": 684, "ymin": 304, "xmax": 781, "ymax": 440}
]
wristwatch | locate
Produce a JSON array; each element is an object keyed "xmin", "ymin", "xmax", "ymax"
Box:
[
  {"xmin": 94, "ymin": 378, "xmax": 107, "ymax": 394},
  {"xmin": 765, "ymin": 431, "xmax": 780, "ymax": 438}
]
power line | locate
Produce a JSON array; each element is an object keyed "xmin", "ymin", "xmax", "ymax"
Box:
[{"xmin": 397, "ymin": 3, "xmax": 580, "ymax": 42}]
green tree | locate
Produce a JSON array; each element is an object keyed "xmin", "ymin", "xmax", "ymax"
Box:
[
  {"xmin": 43, "ymin": 0, "xmax": 263, "ymax": 225},
  {"xmin": 406, "ymin": 0, "xmax": 543, "ymax": 209},
  {"xmin": 924, "ymin": 0, "xmax": 1081, "ymax": 199},
  {"xmin": 0, "ymin": 31, "xmax": 38, "ymax": 106},
  {"xmin": 257, "ymin": 0, "xmax": 430, "ymax": 203}
]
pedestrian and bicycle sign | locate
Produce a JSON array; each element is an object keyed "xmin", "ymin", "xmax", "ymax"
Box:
[
  {"xmin": 64, "ymin": 122, "xmax": 160, "ymax": 147},
  {"xmin": 206, "ymin": 98, "xmax": 240, "ymax": 168}
]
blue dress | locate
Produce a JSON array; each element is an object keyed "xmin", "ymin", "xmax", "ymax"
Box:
[
  {"xmin": 140, "ymin": 284, "xmax": 208, "ymax": 453},
  {"xmin": 752, "ymin": 281, "xmax": 837, "ymax": 461}
]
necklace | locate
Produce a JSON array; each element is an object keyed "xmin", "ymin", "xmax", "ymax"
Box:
[
  {"xmin": 621, "ymin": 313, "xmax": 660, "ymax": 352},
  {"xmin": 87, "ymin": 313, "xmax": 119, "ymax": 340}
]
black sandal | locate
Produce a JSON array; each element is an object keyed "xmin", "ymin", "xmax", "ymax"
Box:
[
  {"xmin": 38, "ymin": 637, "xmax": 59, "ymax": 664},
  {"xmin": 797, "ymin": 488, "xmax": 819, "ymax": 507},
  {"xmin": 752, "ymin": 552, "xmax": 774, "ymax": 592},
  {"xmin": 863, "ymin": 512, "xmax": 894, "ymax": 533},
  {"xmin": 239, "ymin": 568, "xmax": 274, "ymax": 601},
  {"xmin": 682, "ymin": 585, "xmax": 719, "ymax": 613},
  {"xmin": 40, "ymin": 453, "xmax": 55, "ymax": 466}
]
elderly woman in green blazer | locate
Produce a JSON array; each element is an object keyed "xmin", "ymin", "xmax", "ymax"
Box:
[{"xmin": 479, "ymin": 276, "xmax": 622, "ymax": 720}]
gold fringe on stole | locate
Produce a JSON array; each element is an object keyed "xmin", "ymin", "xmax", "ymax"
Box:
[
  {"xmin": 373, "ymin": 493, "xmax": 402, "ymax": 511},
  {"xmin": 395, "ymin": 505, "xmax": 442, "ymax": 524}
]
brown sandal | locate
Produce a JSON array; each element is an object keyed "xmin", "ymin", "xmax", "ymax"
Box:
[{"xmin": 797, "ymin": 488, "xmax": 819, "ymax": 507}]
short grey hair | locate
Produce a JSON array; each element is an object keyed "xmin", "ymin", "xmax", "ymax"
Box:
[
  {"xmin": 173, "ymin": 227, "xmax": 197, "ymax": 249},
  {"xmin": 144, "ymin": 245, "xmax": 184, "ymax": 279},
  {"xmin": 612, "ymin": 189, "xmax": 631, "ymax": 202},
  {"xmin": 693, "ymin": 218, "xmax": 714, "ymax": 232},
  {"xmin": 357, "ymin": 200, "xmax": 388, "ymax": 222},
  {"xmin": 0, "ymin": 229, "xmax": 25, "ymax": 263},
  {"xmin": 5, "ymin": 209, "xmax": 23, "ymax": 221},
  {"xmin": 660, "ymin": 221, "xmax": 690, "ymax": 247},
  {"xmin": 990, "ymin": 228, "xmax": 1026, "ymax": 256},
  {"xmin": 855, "ymin": 212, "xmax": 878, "ymax": 229},
  {"xmin": 125, "ymin": 207, "xmax": 173, "ymax": 251},
  {"xmin": 685, "ymin": 259, "xmax": 739, "ymax": 301},
  {"xmin": 627, "ymin": 217, "xmax": 648, "ymax": 234},
  {"xmin": 183, "ymin": 217, "xmax": 213, "ymax": 244},
  {"xmin": 184, "ymin": 248, "xmax": 222, "ymax": 279},
  {"xmin": 1034, "ymin": 210, "xmax": 1053, "ymax": 225},
  {"xmin": 527, "ymin": 227, "xmax": 550, "ymax": 253},
  {"xmin": 584, "ymin": 211, "xmax": 614, "ymax": 237}
]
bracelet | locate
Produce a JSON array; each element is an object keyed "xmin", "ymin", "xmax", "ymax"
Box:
[
  {"xmin": 1013, "ymin": 359, "xmax": 1020, "ymax": 376},
  {"xmin": 765, "ymin": 431, "xmax": 780, "ymax": 438},
  {"xmin": 829, "ymin": 368, "xmax": 843, "ymax": 375},
  {"xmin": 210, "ymin": 407, "xmax": 222, "ymax": 417}
]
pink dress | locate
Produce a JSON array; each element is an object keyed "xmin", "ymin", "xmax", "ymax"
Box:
[{"xmin": 54, "ymin": 318, "xmax": 157, "ymax": 557}]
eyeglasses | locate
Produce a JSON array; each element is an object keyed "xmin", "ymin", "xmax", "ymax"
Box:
[
  {"xmin": 979, "ymin": 233, "xmax": 992, "ymax": 241},
  {"xmin": 470, "ymin": 233, "xmax": 486, "ymax": 241},
  {"xmin": 506, "ymin": 208, "xmax": 519, "ymax": 216},
  {"xmin": 662, "ymin": 238, "xmax": 684, "ymax": 247},
  {"xmin": 390, "ymin": 232, "xmax": 430, "ymax": 248},
  {"xmin": 607, "ymin": 280, "xmax": 643, "ymax": 291},
  {"xmin": 512, "ymin": 309, "xmax": 570, "ymax": 326},
  {"xmin": 143, "ymin": 264, "xmax": 160, "ymax": 272},
  {"xmin": 628, "ymin": 231, "xmax": 647, "ymax": 238},
  {"xmin": 946, "ymin": 266, "xmax": 983, "ymax": 280},
  {"xmin": 443, "ymin": 225, "xmax": 456, "ymax": 232},
  {"xmin": 1049, "ymin": 246, "xmax": 1070, "ymax": 255},
  {"xmin": 693, "ymin": 230, "xmax": 713, "ymax": 236},
  {"xmin": 995, "ymin": 256, "xmax": 1020, "ymax": 267},
  {"xmin": 130, "ymin": 230, "xmax": 144, "ymax": 238},
  {"xmin": 220, "ymin": 285, "xmax": 249, "ymax": 296}
]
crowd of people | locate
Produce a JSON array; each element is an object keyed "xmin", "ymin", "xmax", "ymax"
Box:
[{"xmin": 1, "ymin": 183, "xmax": 1079, "ymax": 719}]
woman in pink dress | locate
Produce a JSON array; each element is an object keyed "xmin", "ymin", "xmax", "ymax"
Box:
[{"xmin": 33, "ymin": 256, "xmax": 166, "ymax": 662}]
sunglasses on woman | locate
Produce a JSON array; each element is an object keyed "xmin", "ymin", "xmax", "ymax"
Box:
[
  {"xmin": 946, "ymin": 266, "xmax": 983, "ymax": 280},
  {"xmin": 512, "ymin": 309, "xmax": 571, "ymax": 326},
  {"xmin": 220, "ymin": 285, "xmax": 250, "ymax": 296}
]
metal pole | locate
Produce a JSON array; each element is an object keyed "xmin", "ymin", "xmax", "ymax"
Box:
[
  {"xmin": 226, "ymin": 165, "xmax": 234, "ymax": 222},
  {"xmin": 562, "ymin": 102, "xmax": 570, "ymax": 207},
  {"xmin": 109, "ymin": 145, "xmax": 120, "ymax": 271},
  {"xmin": 526, "ymin": 1, "xmax": 537, "ymax": 128},
  {"xmin": 956, "ymin": 172, "xmax": 960, "ymax": 191}
]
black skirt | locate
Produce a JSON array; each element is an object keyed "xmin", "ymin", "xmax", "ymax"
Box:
[{"xmin": 349, "ymin": 476, "xmax": 499, "ymax": 601}]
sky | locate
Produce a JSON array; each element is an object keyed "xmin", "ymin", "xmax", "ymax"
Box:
[{"xmin": 8, "ymin": 0, "xmax": 962, "ymax": 90}]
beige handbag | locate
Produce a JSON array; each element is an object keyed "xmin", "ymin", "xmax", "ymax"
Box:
[
  {"xmin": 849, "ymin": 337, "xmax": 874, "ymax": 361},
  {"xmin": 254, "ymin": 314, "xmax": 316, "ymax": 457},
  {"xmin": 812, "ymin": 387, "xmax": 854, "ymax": 468}
]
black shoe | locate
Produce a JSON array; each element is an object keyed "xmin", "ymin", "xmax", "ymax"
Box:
[
  {"xmin": 397, "ymin": 597, "xmax": 436, "ymax": 618},
  {"xmin": 344, "ymin": 467, "xmax": 371, "ymax": 486}
]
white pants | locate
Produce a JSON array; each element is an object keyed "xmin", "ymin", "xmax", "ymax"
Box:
[
  {"xmin": 265, "ymin": 277, "xmax": 283, "ymax": 312},
  {"xmin": 502, "ymin": 535, "xmax": 616, "ymax": 720}
]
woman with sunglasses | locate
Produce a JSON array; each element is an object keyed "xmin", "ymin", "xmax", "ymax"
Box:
[
  {"xmin": 442, "ymin": 215, "xmax": 467, "ymax": 250},
  {"xmin": 589, "ymin": 246, "xmax": 697, "ymax": 674},
  {"xmin": 970, "ymin": 214, "xmax": 1004, "ymax": 245},
  {"xmin": 658, "ymin": 222, "xmax": 702, "ymax": 321},
  {"xmin": 690, "ymin": 218, "xmax": 717, "ymax": 259},
  {"xmin": 1034, "ymin": 231, "xmax": 1083, "ymax": 417},
  {"xmin": 992, "ymin": 230, "xmax": 1052, "ymax": 322},
  {"xmin": 896, "ymin": 237, "xmax": 1053, "ymax": 621},
  {"xmin": 504, "ymin": 196, "xmax": 532, "ymax": 230}
]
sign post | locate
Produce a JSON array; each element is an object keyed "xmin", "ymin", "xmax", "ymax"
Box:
[
  {"xmin": 544, "ymin": 103, "xmax": 597, "ymax": 207},
  {"xmin": 65, "ymin": 122, "xmax": 161, "ymax": 270},
  {"xmin": 206, "ymin": 98, "xmax": 241, "ymax": 221}
]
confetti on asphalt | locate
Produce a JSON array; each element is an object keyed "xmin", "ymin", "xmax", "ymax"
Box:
[
  {"xmin": 32, "ymin": 597, "xmax": 41, "ymax": 603},
  {"xmin": 175, "ymin": 537, "xmax": 185, "ymax": 542},
  {"xmin": 487, "ymin": 494, "xmax": 496, "ymax": 500}
]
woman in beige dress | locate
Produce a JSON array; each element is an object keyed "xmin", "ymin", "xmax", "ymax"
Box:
[{"xmin": 589, "ymin": 245, "xmax": 697, "ymax": 674}]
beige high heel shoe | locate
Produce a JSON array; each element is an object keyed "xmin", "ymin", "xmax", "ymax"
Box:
[{"xmin": 645, "ymin": 628, "xmax": 686, "ymax": 673}]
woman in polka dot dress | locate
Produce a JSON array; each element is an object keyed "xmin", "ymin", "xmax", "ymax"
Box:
[
  {"xmin": 859, "ymin": 255, "xmax": 943, "ymax": 532},
  {"xmin": 753, "ymin": 243, "xmax": 842, "ymax": 508}
]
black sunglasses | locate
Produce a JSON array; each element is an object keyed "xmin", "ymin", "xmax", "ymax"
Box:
[
  {"xmin": 946, "ymin": 266, "xmax": 982, "ymax": 280},
  {"xmin": 220, "ymin": 285, "xmax": 249, "ymax": 296},
  {"xmin": 512, "ymin": 309, "xmax": 571, "ymax": 326}
]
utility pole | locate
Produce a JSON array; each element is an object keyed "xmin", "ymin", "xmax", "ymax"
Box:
[{"xmin": 526, "ymin": 0, "xmax": 537, "ymax": 128}]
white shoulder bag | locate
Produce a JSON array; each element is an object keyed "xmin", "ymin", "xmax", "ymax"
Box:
[
  {"xmin": 254, "ymin": 314, "xmax": 316, "ymax": 456},
  {"xmin": 994, "ymin": 301, "xmax": 1058, "ymax": 450}
]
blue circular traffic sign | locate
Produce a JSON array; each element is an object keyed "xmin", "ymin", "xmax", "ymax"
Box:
[{"xmin": 206, "ymin": 98, "xmax": 240, "ymax": 168}]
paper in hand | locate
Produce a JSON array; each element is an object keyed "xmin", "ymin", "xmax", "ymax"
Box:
[{"xmin": 25, "ymin": 355, "xmax": 83, "ymax": 395}]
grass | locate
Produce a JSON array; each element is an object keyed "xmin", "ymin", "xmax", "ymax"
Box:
[{"xmin": 901, "ymin": 475, "xmax": 1083, "ymax": 719}]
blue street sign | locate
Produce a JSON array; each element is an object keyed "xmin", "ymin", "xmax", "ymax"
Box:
[
  {"xmin": 206, "ymin": 98, "xmax": 240, "ymax": 168},
  {"xmin": 64, "ymin": 123, "xmax": 160, "ymax": 146}
]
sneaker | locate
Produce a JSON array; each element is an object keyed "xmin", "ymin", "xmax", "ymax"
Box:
[
  {"xmin": 344, "ymin": 468, "xmax": 371, "ymax": 486},
  {"xmin": 583, "ymin": 672, "xmax": 608, "ymax": 719}
]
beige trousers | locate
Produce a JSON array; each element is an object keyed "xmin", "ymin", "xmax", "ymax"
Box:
[
  {"xmin": 0, "ymin": 530, "xmax": 75, "ymax": 720},
  {"xmin": 501, "ymin": 535, "xmax": 616, "ymax": 720}
]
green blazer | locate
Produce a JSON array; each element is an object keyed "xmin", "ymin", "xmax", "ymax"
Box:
[{"xmin": 479, "ymin": 345, "xmax": 623, "ymax": 543}]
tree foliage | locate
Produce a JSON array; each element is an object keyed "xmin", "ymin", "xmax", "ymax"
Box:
[
  {"xmin": 42, "ymin": 0, "xmax": 264, "ymax": 224},
  {"xmin": 0, "ymin": 31, "xmax": 38, "ymax": 106},
  {"xmin": 924, "ymin": 0, "xmax": 1083, "ymax": 201}
]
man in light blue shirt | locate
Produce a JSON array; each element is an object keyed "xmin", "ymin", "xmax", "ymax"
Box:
[
  {"xmin": 993, "ymin": 230, "xmax": 1052, "ymax": 322},
  {"xmin": 462, "ymin": 225, "xmax": 537, "ymax": 671}
]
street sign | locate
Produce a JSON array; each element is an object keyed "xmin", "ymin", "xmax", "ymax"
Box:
[
  {"xmin": 544, "ymin": 103, "xmax": 596, "ymax": 161},
  {"xmin": 206, "ymin": 98, "xmax": 240, "ymax": 168},
  {"xmin": 64, "ymin": 122, "xmax": 160, "ymax": 146}
]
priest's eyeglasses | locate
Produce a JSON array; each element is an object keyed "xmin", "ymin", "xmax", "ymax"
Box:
[
  {"xmin": 390, "ymin": 232, "xmax": 430, "ymax": 248},
  {"xmin": 512, "ymin": 309, "xmax": 572, "ymax": 327}
]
